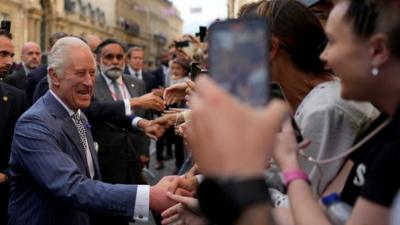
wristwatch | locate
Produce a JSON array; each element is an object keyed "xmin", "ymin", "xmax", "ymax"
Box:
[{"xmin": 197, "ymin": 177, "xmax": 271, "ymax": 225}]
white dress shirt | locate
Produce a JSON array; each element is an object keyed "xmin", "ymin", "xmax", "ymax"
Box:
[
  {"xmin": 101, "ymin": 73, "xmax": 143, "ymax": 128},
  {"xmin": 128, "ymin": 66, "xmax": 143, "ymax": 80}
]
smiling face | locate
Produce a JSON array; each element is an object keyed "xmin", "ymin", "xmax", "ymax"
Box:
[
  {"xmin": 50, "ymin": 45, "xmax": 96, "ymax": 111},
  {"xmin": 320, "ymin": 1, "xmax": 374, "ymax": 101}
]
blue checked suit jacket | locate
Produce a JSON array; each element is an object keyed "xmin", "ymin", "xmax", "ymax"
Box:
[{"xmin": 8, "ymin": 91, "xmax": 138, "ymax": 225}]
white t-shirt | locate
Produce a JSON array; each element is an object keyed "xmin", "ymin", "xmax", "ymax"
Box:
[{"xmin": 295, "ymin": 79, "xmax": 379, "ymax": 193}]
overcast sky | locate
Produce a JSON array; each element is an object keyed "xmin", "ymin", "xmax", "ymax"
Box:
[{"xmin": 171, "ymin": 0, "xmax": 228, "ymax": 35}]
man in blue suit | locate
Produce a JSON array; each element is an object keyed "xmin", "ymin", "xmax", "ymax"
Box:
[{"xmin": 8, "ymin": 37, "xmax": 175, "ymax": 225}]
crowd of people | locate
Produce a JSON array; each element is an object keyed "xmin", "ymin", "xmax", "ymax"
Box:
[{"xmin": 1, "ymin": 0, "xmax": 400, "ymax": 224}]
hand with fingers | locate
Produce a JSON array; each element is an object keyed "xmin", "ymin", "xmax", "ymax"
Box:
[
  {"xmin": 184, "ymin": 165, "xmax": 199, "ymax": 179},
  {"xmin": 138, "ymin": 119, "xmax": 166, "ymax": 140},
  {"xmin": 150, "ymin": 176, "xmax": 180, "ymax": 214},
  {"xmin": 175, "ymin": 122, "xmax": 190, "ymax": 139},
  {"xmin": 0, "ymin": 172, "xmax": 8, "ymax": 184},
  {"xmin": 187, "ymin": 76, "xmax": 290, "ymax": 178},
  {"xmin": 272, "ymin": 119, "xmax": 312, "ymax": 172},
  {"xmin": 168, "ymin": 176, "xmax": 198, "ymax": 196},
  {"xmin": 161, "ymin": 193, "xmax": 208, "ymax": 225},
  {"xmin": 152, "ymin": 113, "xmax": 178, "ymax": 129},
  {"xmin": 163, "ymin": 82, "xmax": 189, "ymax": 106},
  {"xmin": 130, "ymin": 92, "xmax": 165, "ymax": 111},
  {"xmin": 152, "ymin": 88, "xmax": 165, "ymax": 98}
]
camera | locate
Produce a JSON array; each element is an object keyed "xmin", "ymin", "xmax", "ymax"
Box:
[
  {"xmin": 195, "ymin": 26, "xmax": 207, "ymax": 42},
  {"xmin": 1, "ymin": 20, "xmax": 11, "ymax": 33},
  {"xmin": 174, "ymin": 40, "xmax": 189, "ymax": 48}
]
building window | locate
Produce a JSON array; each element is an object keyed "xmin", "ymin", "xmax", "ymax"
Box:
[
  {"xmin": 64, "ymin": 0, "xmax": 77, "ymax": 12},
  {"xmin": 0, "ymin": 13, "xmax": 9, "ymax": 21}
]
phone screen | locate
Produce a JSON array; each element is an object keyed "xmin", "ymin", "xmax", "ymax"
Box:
[{"xmin": 208, "ymin": 18, "xmax": 269, "ymax": 107}]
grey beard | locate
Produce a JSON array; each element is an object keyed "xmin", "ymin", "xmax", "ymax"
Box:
[
  {"xmin": 105, "ymin": 69, "xmax": 123, "ymax": 80},
  {"xmin": 100, "ymin": 64, "xmax": 124, "ymax": 80}
]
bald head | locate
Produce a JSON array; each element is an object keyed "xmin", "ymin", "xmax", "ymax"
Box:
[
  {"xmin": 21, "ymin": 41, "xmax": 41, "ymax": 70},
  {"xmin": 86, "ymin": 34, "xmax": 102, "ymax": 52}
]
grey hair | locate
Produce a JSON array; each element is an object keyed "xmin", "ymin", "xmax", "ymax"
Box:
[
  {"xmin": 47, "ymin": 37, "xmax": 93, "ymax": 87},
  {"xmin": 126, "ymin": 46, "xmax": 144, "ymax": 58}
]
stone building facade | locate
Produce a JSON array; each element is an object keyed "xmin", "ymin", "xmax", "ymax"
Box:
[{"xmin": 0, "ymin": 0, "xmax": 182, "ymax": 61}]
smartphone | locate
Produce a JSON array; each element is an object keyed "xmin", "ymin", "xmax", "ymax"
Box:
[
  {"xmin": 270, "ymin": 82, "xmax": 304, "ymax": 142},
  {"xmin": 208, "ymin": 18, "xmax": 269, "ymax": 107},
  {"xmin": 1, "ymin": 20, "xmax": 11, "ymax": 33},
  {"xmin": 190, "ymin": 62, "xmax": 202, "ymax": 80},
  {"xmin": 175, "ymin": 40, "xmax": 189, "ymax": 48}
]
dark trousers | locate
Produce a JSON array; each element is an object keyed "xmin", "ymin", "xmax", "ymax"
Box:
[
  {"xmin": 0, "ymin": 183, "xmax": 9, "ymax": 225},
  {"xmin": 156, "ymin": 128, "xmax": 185, "ymax": 170}
]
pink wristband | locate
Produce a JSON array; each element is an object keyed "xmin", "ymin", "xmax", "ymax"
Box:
[{"xmin": 282, "ymin": 169, "xmax": 310, "ymax": 187}]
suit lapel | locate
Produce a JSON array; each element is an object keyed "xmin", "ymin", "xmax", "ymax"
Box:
[
  {"xmin": 95, "ymin": 75, "xmax": 114, "ymax": 101},
  {"xmin": 61, "ymin": 119, "xmax": 91, "ymax": 175},
  {"xmin": 123, "ymin": 76, "xmax": 140, "ymax": 98},
  {"xmin": 80, "ymin": 114, "xmax": 101, "ymax": 179},
  {"xmin": 44, "ymin": 92, "xmax": 91, "ymax": 176}
]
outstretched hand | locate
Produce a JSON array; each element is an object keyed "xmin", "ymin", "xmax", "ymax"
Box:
[
  {"xmin": 138, "ymin": 119, "xmax": 166, "ymax": 140},
  {"xmin": 161, "ymin": 193, "xmax": 207, "ymax": 225},
  {"xmin": 131, "ymin": 93, "xmax": 165, "ymax": 111},
  {"xmin": 187, "ymin": 76, "xmax": 290, "ymax": 178},
  {"xmin": 163, "ymin": 82, "xmax": 189, "ymax": 105}
]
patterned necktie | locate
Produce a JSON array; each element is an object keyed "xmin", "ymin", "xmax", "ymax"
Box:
[
  {"xmin": 71, "ymin": 113, "xmax": 95, "ymax": 178},
  {"xmin": 112, "ymin": 80, "xmax": 123, "ymax": 100}
]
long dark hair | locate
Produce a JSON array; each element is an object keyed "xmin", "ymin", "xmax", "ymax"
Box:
[
  {"xmin": 376, "ymin": 0, "xmax": 400, "ymax": 58},
  {"xmin": 257, "ymin": 0, "xmax": 327, "ymax": 75},
  {"xmin": 344, "ymin": 0, "xmax": 378, "ymax": 38}
]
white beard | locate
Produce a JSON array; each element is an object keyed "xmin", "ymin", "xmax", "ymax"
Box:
[{"xmin": 100, "ymin": 64, "xmax": 123, "ymax": 80}]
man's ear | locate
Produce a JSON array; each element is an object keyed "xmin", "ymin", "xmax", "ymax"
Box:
[
  {"xmin": 48, "ymin": 68, "xmax": 60, "ymax": 87},
  {"xmin": 369, "ymin": 33, "xmax": 390, "ymax": 67},
  {"xmin": 269, "ymin": 36, "xmax": 280, "ymax": 60}
]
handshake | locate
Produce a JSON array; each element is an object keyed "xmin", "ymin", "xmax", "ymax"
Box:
[{"xmin": 134, "ymin": 81, "xmax": 195, "ymax": 140}]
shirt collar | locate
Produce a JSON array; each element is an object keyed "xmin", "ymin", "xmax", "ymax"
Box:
[
  {"xmin": 49, "ymin": 89, "xmax": 80, "ymax": 117},
  {"xmin": 128, "ymin": 66, "xmax": 141, "ymax": 76},
  {"xmin": 22, "ymin": 62, "xmax": 32, "ymax": 75}
]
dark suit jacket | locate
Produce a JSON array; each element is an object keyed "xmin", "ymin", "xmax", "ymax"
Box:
[
  {"xmin": 151, "ymin": 65, "xmax": 168, "ymax": 88},
  {"xmin": 3, "ymin": 67, "xmax": 27, "ymax": 91},
  {"xmin": 32, "ymin": 75, "xmax": 49, "ymax": 103},
  {"xmin": 92, "ymin": 74, "xmax": 149, "ymax": 184},
  {"xmin": 8, "ymin": 92, "xmax": 138, "ymax": 225},
  {"xmin": 0, "ymin": 82, "xmax": 26, "ymax": 224},
  {"xmin": 124, "ymin": 67, "xmax": 161, "ymax": 92},
  {"xmin": 25, "ymin": 64, "xmax": 47, "ymax": 105}
]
